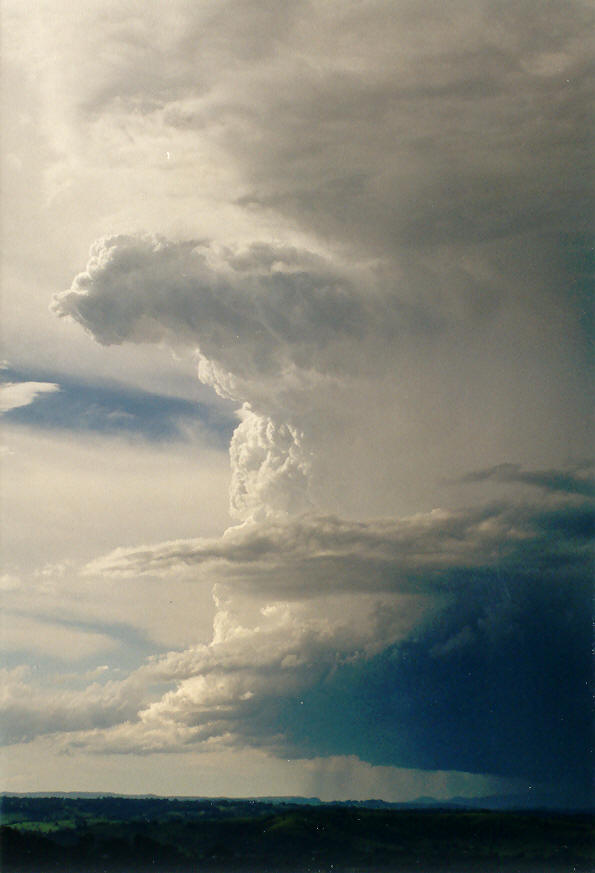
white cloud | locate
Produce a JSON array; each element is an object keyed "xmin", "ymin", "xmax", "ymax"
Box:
[
  {"xmin": 0, "ymin": 666, "xmax": 147, "ymax": 745},
  {"xmin": 52, "ymin": 234, "xmax": 391, "ymax": 520},
  {"xmin": 0, "ymin": 381, "xmax": 60, "ymax": 413},
  {"xmin": 52, "ymin": 225, "xmax": 593, "ymax": 524},
  {"xmin": 46, "ymin": 586, "xmax": 431, "ymax": 756},
  {"xmin": 3, "ymin": 0, "xmax": 588, "ymax": 535},
  {"xmin": 229, "ymin": 408, "xmax": 312, "ymax": 519},
  {"xmin": 0, "ymin": 574, "xmax": 21, "ymax": 592},
  {"xmin": 0, "ymin": 614, "xmax": 118, "ymax": 661},
  {"xmin": 52, "ymin": 234, "xmax": 385, "ymax": 390}
]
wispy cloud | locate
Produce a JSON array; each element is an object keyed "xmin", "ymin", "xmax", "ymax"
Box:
[
  {"xmin": 0, "ymin": 380, "xmax": 60, "ymax": 414},
  {"xmin": 458, "ymin": 462, "xmax": 595, "ymax": 497},
  {"xmin": 0, "ymin": 665, "xmax": 147, "ymax": 745},
  {"xmin": 1, "ymin": 366, "xmax": 235, "ymax": 444}
]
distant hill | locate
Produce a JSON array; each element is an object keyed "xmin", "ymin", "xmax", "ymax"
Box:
[{"xmin": 2, "ymin": 790, "xmax": 591, "ymax": 812}]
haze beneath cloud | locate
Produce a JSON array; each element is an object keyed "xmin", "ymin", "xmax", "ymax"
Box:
[{"xmin": 1, "ymin": 0, "xmax": 592, "ymax": 806}]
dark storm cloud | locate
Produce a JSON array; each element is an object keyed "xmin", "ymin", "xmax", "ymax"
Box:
[
  {"xmin": 191, "ymin": 0, "xmax": 593, "ymax": 260},
  {"xmin": 279, "ymin": 570, "xmax": 592, "ymax": 807},
  {"xmin": 80, "ymin": 542, "xmax": 592, "ymax": 806}
]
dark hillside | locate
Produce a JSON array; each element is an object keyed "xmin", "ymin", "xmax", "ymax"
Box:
[{"xmin": 1, "ymin": 795, "xmax": 592, "ymax": 872}]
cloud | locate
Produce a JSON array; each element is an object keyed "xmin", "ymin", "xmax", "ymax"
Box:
[
  {"xmin": 27, "ymin": 0, "xmax": 589, "ymax": 256},
  {"xmin": 297, "ymin": 755, "xmax": 521, "ymax": 804},
  {"xmin": 0, "ymin": 614, "xmax": 119, "ymax": 662},
  {"xmin": 1, "ymin": 366, "xmax": 235, "ymax": 445},
  {"xmin": 52, "ymin": 588, "xmax": 435, "ymax": 757},
  {"xmin": 38, "ymin": 490, "xmax": 587, "ymax": 808},
  {"xmin": 11, "ymin": 0, "xmax": 594, "ymax": 368},
  {"xmin": 0, "ymin": 381, "xmax": 60, "ymax": 413},
  {"xmin": 52, "ymin": 227, "xmax": 592, "ymax": 522},
  {"xmin": 459, "ymin": 461, "xmax": 595, "ymax": 497},
  {"xmin": 124, "ymin": 0, "xmax": 592, "ymax": 282},
  {"xmin": 0, "ymin": 574, "xmax": 21, "ymax": 592},
  {"xmin": 8, "ymin": 0, "xmax": 589, "ymax": 806},
  {"xmin": 51, "ymin": 234, "xmax": 398, "ymax": 394},
  {"xmin": 85, "ymin": 498, "xmax": 593, "ymax": 597},
  {"xmin": 44, "ymin": 552, "xmax": 590, "ymax": 805},
  {"xmin": 0, "ymin": 666, "xmax": 147, "ymax": 745},
  {"xmin": 229, "ymin": 408, "xmax": 312, "ymax": 519},
  {"xmin": 52, "ymin": 233, "xmax": 404, "ymax": 520}
]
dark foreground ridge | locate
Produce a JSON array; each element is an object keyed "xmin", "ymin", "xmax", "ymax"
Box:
[{"xmin": 1, "ymin": 794, "xmax": 593, "ymax": 872}]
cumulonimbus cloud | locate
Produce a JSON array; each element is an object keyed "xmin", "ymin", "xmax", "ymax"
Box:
[
  {"xmin": 50, "ymin": 226, "xmax": 593, "ymax": 786},
  {"xmin": 33, "ymin": 0, "xmax": 593, "ymax": 804}
]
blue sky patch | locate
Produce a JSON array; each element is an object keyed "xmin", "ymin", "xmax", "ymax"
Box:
[{"xmin": 1, "ymin": 366, "xmax": 236, "ymax": 446}]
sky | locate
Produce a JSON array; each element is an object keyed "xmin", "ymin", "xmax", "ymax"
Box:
[{"xmin": 0, "ymin": 0, "xmax": 593, "ymax": 807}]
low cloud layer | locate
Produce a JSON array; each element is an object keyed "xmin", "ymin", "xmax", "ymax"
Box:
[{"xmin": 85, "ymin": 497, "xmax": 593, "ymax": 595}]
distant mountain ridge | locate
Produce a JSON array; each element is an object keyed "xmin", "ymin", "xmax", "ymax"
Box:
[{"xmin": 2, "ymin": 791, "xmax": 591, "ymax": 812}]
